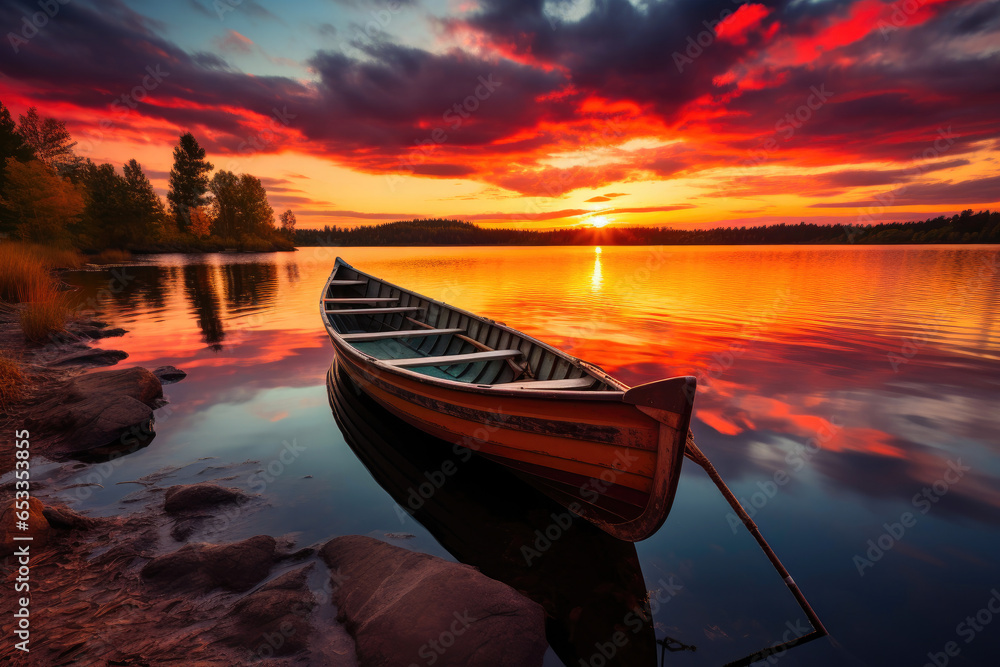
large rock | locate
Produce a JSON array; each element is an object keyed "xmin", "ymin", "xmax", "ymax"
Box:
[
  {"xmin": 25, "ymin": 367, "xmax": 162, "ymax": 457},
  {"xmin": 319, "ymin": 535, "xmax": 547, "ymax": 667},
  {"xmin": 74, "ymin": 366, "xmax": 162, "ymax": 404},
  {"xmin": 141, "ymin": 535, "xmax": 277, "ymax": 594},
  {"xmin": 163, "ymin": 483, "xmax": 249, "ymax": 514},
  {"xmin": 0, "ymin": 497, "xmax": 51, "ymax": 557}
]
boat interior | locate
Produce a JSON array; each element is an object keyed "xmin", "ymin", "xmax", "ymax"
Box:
[{"xmin": 323, "ymin": 262, "xmax": 619, "ymax": 390}]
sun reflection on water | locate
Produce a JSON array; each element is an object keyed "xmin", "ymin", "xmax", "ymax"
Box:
[{"xmin": 592, "ymin": 248, "xmax": 603, "ymax": 290}]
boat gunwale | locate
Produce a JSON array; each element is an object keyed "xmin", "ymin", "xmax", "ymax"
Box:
[{"xmin": 320, "ymin": 257, "xmax": 632, "ymax": 401}]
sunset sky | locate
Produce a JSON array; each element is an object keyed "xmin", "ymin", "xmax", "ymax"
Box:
[{"xmin": 1, "ymin": 0, "xmax": 998, "ymax": 230}]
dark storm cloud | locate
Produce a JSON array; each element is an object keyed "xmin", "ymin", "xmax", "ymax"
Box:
[
  {"xmin": 1, "ymin": 0, "xmax": 998, "ymax": 196},
  {"xmin": 0, "ymin": 0, "xmax": 310, "ymax": 142},
  {"xmin": 810, "ymin": 174, "xmax": 1000, "ymax": 208},
  {"xmin": 303, "ymin": 42, "xmax": 569, "ymax": 154}
]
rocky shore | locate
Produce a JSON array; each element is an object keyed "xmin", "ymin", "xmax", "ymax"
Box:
[
  {"xmin": 0, "ymin": 307, "xmax": 175, "ymax": 462},
  {"xmin": 1, "ymin": 481, "xmax": 547, "ymax": 665},
  {"xmin": 0, "ymin": 310, "xmax": 549, "ymax": 665}
]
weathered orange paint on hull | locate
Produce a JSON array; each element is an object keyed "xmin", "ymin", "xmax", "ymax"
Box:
[{"xmin": 333, "ymin": 346, "xmax": 688, "ymax": 538}]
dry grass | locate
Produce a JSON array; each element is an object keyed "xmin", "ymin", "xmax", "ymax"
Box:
[
  {"xmin": 90, "ymin": 248, "xmax": 132, "ymax": 264},
  {"xmin": 0, "ymin": 352, "xmax": 26, "ymax": 412},
  {"xmin": 32, "ymin": 244, "xmax": 85, "ymax": 270},
  {"xmin": 17, "ymin": 277, "xmax": 68, "ymax": 343},
  {"xmin": 0, "ymin": 244, "xmax": 52, "ymax": 302},
  {"xmin": 0, "ymin": 242, "xmax": 84, "ymax": 302}
]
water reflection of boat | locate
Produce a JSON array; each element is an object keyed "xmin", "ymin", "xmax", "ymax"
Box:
[
  {"xmin": 327, "ymin": 360, "xmax": 658, "ymax": 667},
  {"xmin": 320, "ymin": 258, "xmax": 696, "ymax": 541}
]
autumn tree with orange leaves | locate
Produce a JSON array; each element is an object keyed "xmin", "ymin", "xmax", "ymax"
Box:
[{"xmin": 0, "ymin": 157, "xmax": 84, "ymax": 244}]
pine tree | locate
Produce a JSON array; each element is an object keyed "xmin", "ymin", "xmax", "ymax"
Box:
[
  {"xmin": 0, "ymin": 101, "xmax": 34, "ymax": 182},
  {"xmin": 0, "ymin": 100, "xmax": 35, "ymax": 233},
  {"xmin": 81, "ymin": 163, "xmax": 129, "ymax": 248},
  {"xmin": 80, "ymin": 160, "xmax": 168, "ymax": 249},
  {"xmin": 17, "ymin": 107, "xmax": 83, "ymax": 177},
  {"xmin": 123, "ymin": 159, "xmax": 167, "ymax": 242},
  {"xmin": 167, "ymin": 133, "xmax": 213, "ymax": 233}
]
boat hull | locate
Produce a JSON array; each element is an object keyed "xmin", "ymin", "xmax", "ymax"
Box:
[{"xmin": 332, "ymin": 344, "xmax": 692, "ymax": 541}]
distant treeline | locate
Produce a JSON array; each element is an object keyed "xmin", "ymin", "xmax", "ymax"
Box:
[{"xmin": 295, "ymin": 210, "xmax": 1000, "ymax": 246}]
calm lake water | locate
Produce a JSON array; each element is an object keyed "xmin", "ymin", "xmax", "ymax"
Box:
[{"xmin": 58, "ymin": 245, "xmax": 1000, "ymax": 666}]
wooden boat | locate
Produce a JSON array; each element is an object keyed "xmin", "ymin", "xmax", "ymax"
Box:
[
  {"xmin": 320, "ymin": 257, "xmax": 696, "ymax": 542},
  {"xmin": 327, "ymin": 359, "xmax": 661, "ymax": 666},
  {"xmin": 320, "ymin": 258, "xmax": 830, "ymax": 662}
]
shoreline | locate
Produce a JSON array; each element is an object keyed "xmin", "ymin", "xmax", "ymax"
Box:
[
  {"xmin": 293, "ymin": 240, "xmax": 1000, "ymax": 247},
  {"xmin": 0, "ymin": 304, "xmax": 548, "ymax": 665},
  {"xmin": 106, "ymin": 240, "xmax": 1000, "ymax": 259}
]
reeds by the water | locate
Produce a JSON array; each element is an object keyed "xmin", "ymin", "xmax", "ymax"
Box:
[
  {"xmin": 0, "ymin": 244, "xmax": 51, "ymax": 303},
  {"xmin": 32, "ymin": 245, "xmax": 85, "ymax": 270},
  {"xmin": 0, "ymin": 242, "xmax": 77, "ymax": 342},
  {"xmin": 17, "ymin": 278, "xmax": 68, "ymax": 342},
  {"xmin": 0, "ymin": 242, "xmax": 83, "ymax": 302}
]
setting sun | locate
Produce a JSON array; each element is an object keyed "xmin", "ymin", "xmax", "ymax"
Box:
[{"xmin": 589, "ymin": 216, "xmax": 611, "ymax": 228}]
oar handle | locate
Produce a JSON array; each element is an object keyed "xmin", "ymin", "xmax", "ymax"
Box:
[{"xmin": 683, "ymin": 432, "xmax": 830, "ymax": 648}]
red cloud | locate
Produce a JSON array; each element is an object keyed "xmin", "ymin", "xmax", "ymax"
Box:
[{"xmin": 716, "ymin": 3, "xmax": 771, "ymax": 46}]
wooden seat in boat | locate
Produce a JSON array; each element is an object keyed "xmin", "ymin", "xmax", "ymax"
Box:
[
  {"xmin": 341, "ymin": 328, "xmax": 465, "ymax": 342},
  {"xmin": 385, "ymin": 350, "xmax": 522, "ymax": 368},
  {"xmin": 325, "ymin": 306, "xmax": 425, "ymax": 315},
  {"xmin": 495, "ymin": 377, "xmax": 595, "ymax": 390},
  {"xmin": 323, "ymin": 297, "xmax": 400, "ymax": 304}
]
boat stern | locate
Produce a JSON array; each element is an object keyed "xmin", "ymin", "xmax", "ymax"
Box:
[{"xmin": 603, "ymin": 376, "xmax": 697, "ymax": 540}]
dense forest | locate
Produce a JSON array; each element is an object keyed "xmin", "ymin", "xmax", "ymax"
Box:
[
  {"xmin": 0, "ymin": 100, "xmax": 295, "ymax": 253},
  {"xmin": 295, "ymin": 210, "xmax": 1000, "ymax": 246}
]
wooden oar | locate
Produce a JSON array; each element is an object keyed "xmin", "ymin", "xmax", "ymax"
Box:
[{"xmin": 683, "ymin": 432, "xmax": 830, "ymax": 666}]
